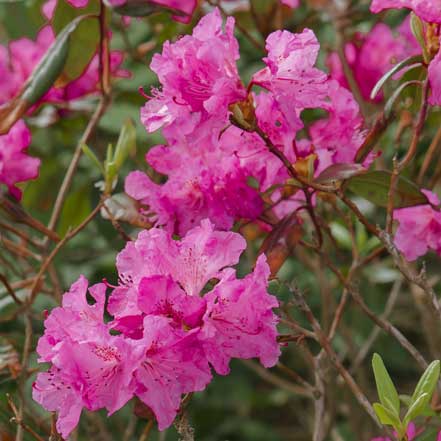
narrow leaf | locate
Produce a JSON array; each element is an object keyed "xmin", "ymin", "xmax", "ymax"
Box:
[
  {"xmin": 373, "ymin": 403, "xmax": 402, "ymax": 429},
  {"xmin": 0, "ymin": 14, "xmax": 97, "ymax": 134},
  {"xmin": 370, "ymin": 55, "xmax": 423, "ymax": 100},
  {"xmin": 113, "ymin": 119, "xmax": 137, "ymax": 170},
  {"xmin": 372, "ymin": 353, "xmax": 400, "ymax": 416},
  {"xmin": 404, "ymin": 393, "xmax": 430, "ymax": 427},
  {"xmin": 52, "ymin": 0, "xmax": 100, "ymax": 84},
  {"xmin": 411, "ymin": 360, "xmax": 440, "ymax": 404}
]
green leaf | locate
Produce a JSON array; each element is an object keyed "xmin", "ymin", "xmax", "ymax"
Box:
[
  {"xmin": 111, "ymin": 0, "xmax": 187, "ymax": 18},
  {"xmin": 372, "ymin": 353, "xmax": 400, "ymax": 416},
  {"xmin": 52, "ymin": 0, "xmax": 100, "ymax": 84},
  {"xmin": 113, "ymin": 119, "xmax": 137, "ymax": 170},
  {"xmin": 404, "ymin": 393, "xmax": 430, "ymax": 426},
  {"xmin": 411, "ymin": 360, "xmax": 440, "ymax": 404},
  {"xmin": 346, "ymin": 171, "xmax": 429, "ymax": 209},
  {"xmin": 370, "ymin": 55, "xmax": 423, "ymax": 100},
  {"xmin": 0, "ymin": 14, "xmax": 97, "ymax": 134},
  {"xmin": 373, "ymin": 403, "xmax": 402, "ymax": 429}
]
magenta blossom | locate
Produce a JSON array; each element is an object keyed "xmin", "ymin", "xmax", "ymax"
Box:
[
  {"xmin": 34, "ymin": 221, "xmax": 280, "ymax": 434},
  {"xmin": 33, "ymin": 277, "xmax": 140, "ymax": 439},
  {"xmin": 393, "ymin": 190, "xmax": 441, "ymax": 261},
  {"xmin": 0, "ymin": 120, "xmax": 40, "ymax": 200},
  {"xmin": 370, "ymin": 0, "xmax": 441, "ymax": 24},
  {"xmin": 252, "ymin": 28, "xmax": 329, "ymax": 123},
  {"xmin": 369, "ymin": 2, "xmax": 441, "ymax": 106},
  {"xmin": 109, "ymin": 219, "xmax": 280, "ymax": 374},
  {"xmin": 328, "ymin": 21, "xmax": 419, "ymax": 101},
  {"xmin": 140, "ymin": 8, "xmax": 246, "ymax": 135},
  {"xmin": 125, "ymin": 137, "xmax": 263, "ymax": 235}
]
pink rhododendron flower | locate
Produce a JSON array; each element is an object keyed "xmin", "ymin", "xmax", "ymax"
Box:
[
  {"xmin": 328, "ymin": 21, "xmax": 419, "ymax": 101},
  {"xmin": 125, "ymin": 138, "xmax": 263, "ymax": 235},
  {"xmin": 33, "ymin": 277, "xmax": 139, "ymax": 438},
  {"xmin": 141, "ymin": 8, "xmax": 246, "ymax": 135},
  {"xmin": 34, "ymin": 221, "xmax": 280, "ymax": 434},
  {"xmin": 0, "ymin": 26, "xmax": 126, "ymax": 109},
  {"xmin": 0, "ymin": 120, "xmax": 40, "ymax": 200},
  {"xmin": 309, "ymin": 81, "xmax": 366, "ymax": 168},
  {"xmin": 109, "ymin": 219, "xmax": 280, "ymax": 374},
  {"xmin": 252, "ymin": 28, "xmax": 328, "ymax": 123},
  {"xmin": 370, "ymin": 0, "xmax": 441, "ymax": 24},
  {"xmin": 201, "ymin": 254, "xmax": 280, "ymax": 374},
  {"xmin": 428, "ymin": 47, "xmax": 441, "ymax": 105},
  {"xmin": 132, "ymin": 315, "xmax": 211, "ymax": 430},
  {"xmin": 393, "ymin": 190, "xmax": 441, "ymax": 261},
  {"xmin": 369, "ymin": 2, "xmax": 441, "ymax": 105}
]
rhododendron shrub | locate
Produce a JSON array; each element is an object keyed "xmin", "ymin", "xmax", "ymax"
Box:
[{"xmin": 3, "ymin": 0, "xmax": 441, "ymax": 440}]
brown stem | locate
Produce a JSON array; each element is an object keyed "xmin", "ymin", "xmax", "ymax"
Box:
[
  {"xmin": 290, "ymin": 286, "xmax": 381, "ymax": 428},
  {"xmin": 45, "ymin": 95, "xmax": 109, "ymax": 242},
  {"xmin": 29, "ymin": 202, "xmax": 103, "ymax": 304}
]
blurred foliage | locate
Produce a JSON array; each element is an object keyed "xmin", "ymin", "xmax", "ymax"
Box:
[{"xmin": 1, "ymin": 0, "xmax": 441, "ymax": 440}]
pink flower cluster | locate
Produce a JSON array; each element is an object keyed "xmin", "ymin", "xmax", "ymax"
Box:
[
  {"xmin": 0, "ymin": 121, "xmax": 40, "ymax": 199},
  {"xmin": 370, "ymin": 0, "xmax": 441, "ymax": 105},
  {"xmin": 33, "ymin": 220, "xmax": 280, "ymax": 438},
  {"xmin": 127, "ymin": 9, "xmax": 367, "ymax": 235},
  {"xmin": 328, "ymin": 18, "xmax": 419, "ymax": 101},
  {"xmin": 394, "ymin": 189, "xmax": 441, "ymax": 261}
]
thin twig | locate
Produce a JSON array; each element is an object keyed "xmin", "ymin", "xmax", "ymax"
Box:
[
  {"xmin": 45, "ymin": 98, "xmax": 109, "ymax": 242},
  {"xmin": 29, "ymin": 202, "xmax": 103, "ymax": 304},
  {"xmin": 290, "ymin": 286, "xmax": 381, "ymax": 428}
]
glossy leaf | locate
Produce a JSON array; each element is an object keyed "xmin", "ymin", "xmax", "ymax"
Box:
[
  {"xmin": 111, "ymin": 0, "xmax": 186, "ymax": 18},
  {"xmin": 404, "ymin": 393, "xmax": 430, "ymax": 427},
  {"xmin": 0, "ymin": 14, "xmax": 97, "ymax": 134},
  {"xmin": 372, "ymin": 353, "xmax": 400, "ymax": 416},
  {"xmin": 411, "ymin": 360, "xmax": 440, "ymax": 404},
  {"xmin": 52, "ymin": 0, "xmax": 100, "ymax": 85},
  {"xmin": 346, "ymin": 171, "xmax": 429, "ymax": 208},
  {"xmin": 373, "ymin": 403, "xmax": 402, "ymax": 429}
]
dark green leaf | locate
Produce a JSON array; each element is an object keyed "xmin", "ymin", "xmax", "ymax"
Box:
[
  {"xmin": 52, "ymin": 0, "xmax": 100, "ymax": 84},
  {"xmin": 346, "ymin": 171, "xmax": 429, "ymax": 208},
  {"xmin": 111, "ymin": 0, "xmax": 186, "ymax": 18}
]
